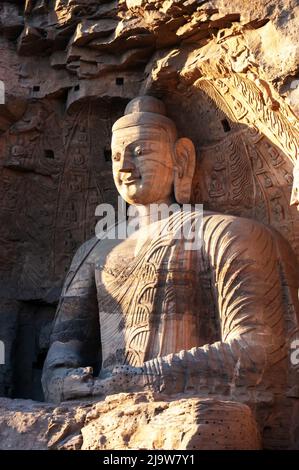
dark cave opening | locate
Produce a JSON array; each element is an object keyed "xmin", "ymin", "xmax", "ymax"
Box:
[
  {"xmin": 44, "ymin": 149, "xmax": 55, "ymax": 159},
  {"xmin": 221, "ymin": 119, "xmax": 231, "ymax": 133},
  {"xmin": 116, "ymin": 77, "xmax": 124, "ymax": 86},
  {"xmin": 11, "ymin": 302, "xmax": 56, "ymax": 402}
]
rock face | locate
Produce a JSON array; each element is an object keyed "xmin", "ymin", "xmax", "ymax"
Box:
[
  {"xmin": 0, "ymin": 393, "xmax": 262, "ymax": 450},
  {"xmin": 0, "ymin": 0, "xmax": 298, "ymax": 450}
]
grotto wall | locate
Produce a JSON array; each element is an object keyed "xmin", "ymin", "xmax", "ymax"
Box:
[{"xmin": 0, "ymin": 0, "xmax": 298, "ymax": 406}]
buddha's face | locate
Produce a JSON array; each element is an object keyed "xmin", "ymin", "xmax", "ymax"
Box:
[
  {"xmin": 111, "ymin": 126, "xmax": 175, "ymax": 205},
  {"xmin": 291, "ymin": 164, "xmax": 299, "ymax": 211}
]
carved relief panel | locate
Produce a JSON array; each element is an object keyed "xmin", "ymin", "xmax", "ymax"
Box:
[{"xmin": 0, "ymin": 98, "xmax": 124, "ymax": 300}]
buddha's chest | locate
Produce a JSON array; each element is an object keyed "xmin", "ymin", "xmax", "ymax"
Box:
[
  {"xmin": 94, "ymin": 234, "xmax": 219, "ymax": 369},
  {"xmin": 95, "ymin": 235, "xmax": 214, "ymax": 323}
]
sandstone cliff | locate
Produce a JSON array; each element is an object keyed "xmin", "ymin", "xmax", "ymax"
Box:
[{"xmin": 0, "ymin": 0, "xmax": 298, "ymax": 449}]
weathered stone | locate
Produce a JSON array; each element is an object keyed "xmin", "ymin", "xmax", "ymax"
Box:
[
  {"xmin": 72, "ymin": 19, "xmax": 120, "ymax": 47},
  {"xmin": 0, "ymin": 394, "xmax": 262, "ymax": 450}
]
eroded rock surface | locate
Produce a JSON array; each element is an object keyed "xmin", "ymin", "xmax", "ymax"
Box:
[{"xmin": 0, "ymin": 393, "xmax": 262, "ymax": 450}]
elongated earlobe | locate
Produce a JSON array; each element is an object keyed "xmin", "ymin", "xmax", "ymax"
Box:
[{"xmin": 173, "ymin": 138, "xmax": 196, "ymax": 204}]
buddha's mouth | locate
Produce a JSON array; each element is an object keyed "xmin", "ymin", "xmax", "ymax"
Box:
[{"xmin": 121, "ymin": 176, "xmax": 141, "ymax": 185}]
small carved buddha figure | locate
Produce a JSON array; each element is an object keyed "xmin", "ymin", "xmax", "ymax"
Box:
[
  {"xmin": 42, "ymin": 97, "xmax": 299, "ymax": 416},
  {"xmin": 291, "ymin": 159, "xmax": 299, "ymax": 210}
]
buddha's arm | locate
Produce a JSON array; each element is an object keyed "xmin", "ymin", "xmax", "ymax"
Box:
[
  {"xmin": 143, "ymin": 217, "xmax": 287, "ymax": 393},
  {"xmin": 42, "ymin": 239, "xmax": 100, "ymax": 402}
]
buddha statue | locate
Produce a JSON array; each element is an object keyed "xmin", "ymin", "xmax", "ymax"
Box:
[{"xmin": 42, "ymin": 96, "xmax": 299, "ymax": 426}]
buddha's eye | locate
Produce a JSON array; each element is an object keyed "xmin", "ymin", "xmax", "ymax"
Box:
[
  {"xmin": 113, "ymin": 152, "xmax": 121, "ymax": 162},
  {"xmin": 134, "ymin": 146, "xmax": 143, "ymax": 157}
]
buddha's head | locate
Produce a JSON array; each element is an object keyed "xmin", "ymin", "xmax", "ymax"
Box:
[
  {"xmin": 111, "ymin": 96, "xmax": 196, "ymax": 206},
  {"xmin": 291, "ymin": 161, "xmax": 299, "ymax": 211}
]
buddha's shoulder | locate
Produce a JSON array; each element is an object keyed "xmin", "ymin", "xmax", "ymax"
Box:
[
  {"xmin": 69, "ymin": 236, "xmax": 105, "ymax": 267},
  {"xmin": 70, "ymin": 235, "xmax": 123, "ymax": 267},
  {"xmin": 201, "ymin": 211, "xmax": 274, "ymax": 241}
]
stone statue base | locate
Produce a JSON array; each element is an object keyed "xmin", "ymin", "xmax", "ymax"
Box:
[{"xmin": 0, "ymin": 394, "xmax": 261, "ymax": 450}]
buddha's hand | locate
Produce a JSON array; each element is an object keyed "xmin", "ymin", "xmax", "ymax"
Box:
[
  {"xmin": 62, "ymin": 367, "xmax": 94, "ymax": 401},
  {"xmin": 92, "ymin": 365, "xmax": 149, "ymax": 397},
  {"xmin": 143, "ymin": 358, "xmax": 187, "ymax": 395}
]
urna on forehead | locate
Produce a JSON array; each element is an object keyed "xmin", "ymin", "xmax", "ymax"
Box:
[{"xmin": 112, "ymin": 95, "xmax": 178, "ymax": 142}]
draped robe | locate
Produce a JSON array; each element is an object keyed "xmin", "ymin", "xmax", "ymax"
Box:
[{"xmin": 44, "ymin": 211, "xmax": 299, "ymax": 398}]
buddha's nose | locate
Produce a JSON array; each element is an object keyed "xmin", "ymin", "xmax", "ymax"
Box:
[{"xmin": 118, "ymin": 151, "xmax": 136, "ymax": 173}]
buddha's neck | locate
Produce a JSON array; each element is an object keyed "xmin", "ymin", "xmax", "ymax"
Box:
[{"xmin": 132, "ymin": 196, "xmax": 178, "ymax": 228}]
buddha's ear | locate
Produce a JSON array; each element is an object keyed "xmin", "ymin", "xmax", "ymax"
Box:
[{"xmin": 173, "ymin": 137, "xmax": 196, "ymax": 204}]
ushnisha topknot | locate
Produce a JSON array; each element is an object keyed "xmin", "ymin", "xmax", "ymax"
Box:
[
  {"xmin": 124, "ymin": 96, "xmax": 166, "ymax": 116},
  {"xmin": 112, "ymin": 95, "xmax": 178, "ymax": 142}
]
